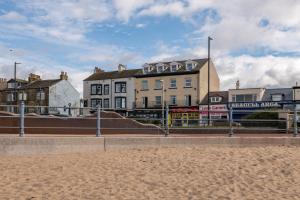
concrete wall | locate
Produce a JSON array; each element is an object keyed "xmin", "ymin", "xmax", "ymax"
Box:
[
  {"xmin": 1, "ymin": 136, "xmax": 300, "ymax": 155},
  {"xmin": 49, "ymin": 80, "xmax": 80, "ymax": 116}
]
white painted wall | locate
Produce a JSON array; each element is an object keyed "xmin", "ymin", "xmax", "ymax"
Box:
[{"xmin": 49, "ymin": 80, "xmax": 80, "ymax": 116}]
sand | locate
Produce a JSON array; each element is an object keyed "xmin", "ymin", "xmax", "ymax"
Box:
[{"xmin": 1, "ymin": 146, "xmax": 300, "ymax": 200}]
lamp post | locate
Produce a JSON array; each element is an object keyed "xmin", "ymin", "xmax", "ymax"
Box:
[
  {"xmin": 14, "ymin": 62, "xmax": 21, "ymax": 113},
  {"xmin": 160, "ymin": 80, "xmax": 165, "ymax": 128},
  {"xmin": 207, "ymin": 36, "xmax": 213, "ymax": 126}
]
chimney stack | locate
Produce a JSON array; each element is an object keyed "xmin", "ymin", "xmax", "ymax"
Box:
[
  {"xmin": 118, "ymin": 64, "xmax": 127, "ymax": 72},
  {"xmin": 60, "ymin": 71, "xmax": 68, "ymax": 80},
  {"xmin": 236, "ymin": 80, "xmax": 240, "ymax": 89},
  {"xmin": 0, "ymin": 78, "xmax": 7, "ymax": 90},
  {"xmin": 94, "ymin": 67, "xmax": 104, "ymax": 74},
  {"xmin": 28, "ymin": 73, "xmax": 41, "ymax": 82}
]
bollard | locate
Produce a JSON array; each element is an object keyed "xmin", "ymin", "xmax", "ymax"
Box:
[
  {"xmin": 165, "ymin": 104, "xmax": 169, "ymax": 137},
  {"xmin": 293, "ymin": 105, "xmax": 298, "ymax": 137},
  {"xmin": 19, "ymin": 101, "xmax": 25, "ymax": 137},
  {"xmin": 96, "ymin": 105, "xmax": 101, "ymax": 137},
  {"xmin": 229, "ymin": 106, "xmax": 233, "ymax": 137}
]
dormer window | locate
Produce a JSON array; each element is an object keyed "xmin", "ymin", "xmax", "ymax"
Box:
[
  {"xmin": 157, "ymin": 65, "xmax": 163, "ymax": 73},
  {"xmin": 210, "ymin": 97, "xmax": 222, "ymax": 103},
  {"xmin": 186, "ymin": 63, "xmax": 193, "ymax": 71},
  {"xmin": 171, "ymin": 65, "xmax": 177, "ymax": 72},
  {"xmin": 271, "ymin": 94, "xmax": 283, "ymax": 101},
  {"xmin": 156, "ymin": 63, "xmax": 166, "ymax": 73}
]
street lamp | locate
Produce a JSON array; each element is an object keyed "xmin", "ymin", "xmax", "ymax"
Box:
[
  {"xmin": 207, "ymin": 36, "xmax": 213, "ymax": 126},
  {"xmin": 160, "ymin": 80, "xmax": 165, "ymax": 128}
]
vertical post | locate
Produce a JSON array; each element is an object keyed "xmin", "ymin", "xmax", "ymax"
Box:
[
  {"xmin": 229, "ymin": 105, "xmax": 233, "ymax": 137},
  {"xmin": 207, "ymin": 36, "xmax": 213, "ymax": 126},
  {"xmin": 19, "ymin": 101, "xmax": 25, "ymax": 137},
  {"xmin": 96, "ymin": 105, "xmax": 101, "ymax": 137},
  {"xmin": 165, "ymin": 104, "xmax": 169, "ymax": 137},
  {"xmin": 286, "ymin": 112, "xmax": 289, "ymax": 134},
  {"xmin": 161, "ymin": 80, "xmax": 164, "ymax": 128},
  {"xmin": 293, "ymin": 105, "xmax": 298, "ymax": 137}
]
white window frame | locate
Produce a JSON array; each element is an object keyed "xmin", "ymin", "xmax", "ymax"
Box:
[
  {"xmin": 210, "ymin": 97, "xmax": 222, "ymax": 103},
  {"xmin": 155, "ymin": 96, "xmax": 162, "ymax": 105},
  {"xmin": 186, "ymin": 63, "xmax": 194, "ymax": 71},
  {"xmin": 141, "ymin": 80, "xmax": 148, "ymax": 90},
  {"xmin": 36, "ymin": 91, "xmax": 45, "ymax": 100},
  {"xmin": 170, "ymin": 95, "xmax": 177, "ymax": 105},
  {"xmin": 155, "ymin": 80, "xmax": 162, "ymax": 89},
  {"xmin": 170, "ymin": 79, "xmax": 176, "ymax": 88},
  {"xmin": 18, "ymin": 92, "xmax": 27, "ymax": 101},
  {"xmin": 185, "ymin": 78, "xmax": 192, "ymax": 87}
]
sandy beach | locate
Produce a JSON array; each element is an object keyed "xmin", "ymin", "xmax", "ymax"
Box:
[{"xmin": 1, "ymin": 146, "xmax": 300, "ymax": 200}]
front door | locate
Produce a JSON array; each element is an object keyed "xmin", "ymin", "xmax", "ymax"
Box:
[{"xmin": 182, "ymin": 113, "xmax": 188, "ymax": 127}]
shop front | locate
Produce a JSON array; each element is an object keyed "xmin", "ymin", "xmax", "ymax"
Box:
[
  {"xmin": 169, "ymin": 106, "xmax": 199, "ymax": 127},
  {"xmin": 199, "ymin": 104, "xmax": 228, "ymax": 126}
]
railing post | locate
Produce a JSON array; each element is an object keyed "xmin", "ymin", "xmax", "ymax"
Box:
[
  {"xmin": 19, "ymin": 101, "xmax": 25, "ymax": 137},
  {"xmin": 229, "ymin": 105, "xmax": 233, "ymax": 137},
  {"xmin": 293, "ymin": 105, "xmax": 298, "ymax": 137},
  {"xmin": 96, "ymin": 105, "xmax": 101, "ymax": 137},
  {"xmin": 165, "ymin": 104, "xmax": 169, "ymax": 137}
]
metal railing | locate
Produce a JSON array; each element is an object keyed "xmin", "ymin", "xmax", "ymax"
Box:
[{"xmin": 0, "ymin": 102, "xmax": 299, "ymax": 137}]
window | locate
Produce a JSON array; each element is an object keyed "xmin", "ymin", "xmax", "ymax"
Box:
[
  {"xmin": 143, "ymin": 67, "xmax": 149, "ymax": 73},
  {"xmin": 155, "ymin": 96, "xmax": 162, "ymax": 105},
  {"xmin": 115, "ymin": 97, "xmax": 126, "ymax": 109},
  {"xmin": 170, "ymin": 95, "xmax": 177, "ymax": 105},
  {"xmin": 7, "ymin": 93, "xmax": 15, "ymax": 102},
  {"xmin": 142, "ymin": 97, "xmax": 148, "ymax": 108},
  {"xmin": 232, "ymin": 94, "xmax": 257, "ymax": 102},
  {"xmin": 141, "ymin": 80, "xmax": 148, "ymax": 90},
  {"xmin": 170, "ymin": 79, "xmax": 176, "ymax": 88},
  {"xmin": 186, "ymin": 63, "xmax": 193, "ymax": 71},
  {"xmin": 91, "ymin": 98, "xmax": 102, "ymax": 108},
  {"xmin": 185, "ymin": 78, "xmax": 192, "ymax": 87},
  {"xmin": 103, "ymin": 98, "xmax": 110, "ymax": 108},
  {"xmin": 104, "ymin": 84, "xmax": 109, "ymax": 95},
  {"xmin": 157, "ymin": 65, "xmax": 163, "ymax": 73},
  {"xmin": 171, "ymin": 65, "xmax": 177, "ymax": 72},
  {"xmin": 18, "ymin": 92, "xmax": 27, "ymax": 101},
  {"xmin": 184, "ymin": 95, "xmax": 192, "ymax": 106},
  {"xmin": 210, "ymin": 97, "xmax": 222, "ymax": 103},
  {"xmin": 91, "ymin": 84, "xmax": 102, "ymax": 95},
  {"xmin": 83, "ymin": 100, "xmax": 88, "ymax": 107},
  {"xmin": 115, "ymin": 82, "xmax": 126, "ymax": 93},
  {"xmin": 271, "ymin": 94, "xmax": 283, "ymax": 101},
  {"xmin": 36, "ymin": 91, "xmax": 45, "ymax": 100},
  {"xmin": 155, "ymin": 80, "xmax": 162, "ymax": 89}
]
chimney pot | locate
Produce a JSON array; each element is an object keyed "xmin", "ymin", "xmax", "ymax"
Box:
[
  {"xmin": 60, "ymin": 71, "xmax": 68, "ymax": 80},
  {"xmin": 236, "ymin": 80, "xmax": 240, "ymax": 89}
]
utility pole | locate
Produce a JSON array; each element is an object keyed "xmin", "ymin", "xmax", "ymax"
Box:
[
  {"xmin": 207, "ymin": 36, "xmax": 213, "ymax": 126},
  {"xmin": 14, "ymin": 62, "xmax": 21, "ymax": 113}
]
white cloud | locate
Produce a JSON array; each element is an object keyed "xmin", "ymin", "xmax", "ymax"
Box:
[
  {"xmin": 135, "ymin": 23, "xmax": 146, "ymax": 28},
  {"xmin": 0, "ymin": 11, "xmax": 26, "ymax": 21},
  {"xmin": 113, "ymin": 0, "xmax": 154, "ymax": 22}
]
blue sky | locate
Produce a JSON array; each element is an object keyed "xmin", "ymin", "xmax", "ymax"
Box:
[{"xmin": 1, "ymin": 0, "xmax": 300, "ymax": 94}]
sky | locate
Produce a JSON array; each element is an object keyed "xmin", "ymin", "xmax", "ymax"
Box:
[{"xmin": 1, "ymin": 0, "xmax": 300, "ymax": 96}]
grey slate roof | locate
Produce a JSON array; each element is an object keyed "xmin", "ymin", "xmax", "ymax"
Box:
[
  {"xmin": 201, "ymin": 91, "xmax": 229, "ymax": 104},
  {"xmin": 84, "ymin": 69, "xmax": 141, "ymax": 81},
  {"xmin": 262, "ymin": 88, "xmax": 293, "ymax": 101},
  {"xmin": 19, "ymin": 79, "xmax": 61, "ymax": 89},
  {"xmin": 135, "ymin": 58, "xmax": 208, "ymax": 77}
]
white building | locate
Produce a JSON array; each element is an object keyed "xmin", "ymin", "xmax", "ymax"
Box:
[{"xmin": 83, "ymin": 65, "xmax": 140, "ymax": 113}]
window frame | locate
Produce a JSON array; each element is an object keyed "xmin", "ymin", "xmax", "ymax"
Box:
[
  {"xmin": 91, "ymin": 98, "xmax": 102, "ymax": 108},
  {"xmin": 155, "ymin": 96, "xmax": 162, "ymax": 105},
  {"xmin": 115, "ymin": 97, "xmax": 126, "ymax": 109},
  {"xmin": 91, "ymin": 84, "xmax": 102, "ymax": 95},
  {"xmin": 103, "ymin": 98, "xmax": 110, "ymax": 108},
  {"xmin": 185, "ymin": 78, "xmax": 192, "ymax": 88},
  {"xmin": 115, "ymin": 82, "xmax": 126, "ymax": 93},
  {"xmin": 103, "ymin": 84, "xmax": 109, "ymax": 95},
  {"xmin": 170, "ymin": 78, "xmax": 177, "ymax": 88},
  {"xmin": 170, "ymin": 95, "xmax": 177, "ymax": 105},
  {"xmin": 141, "ymin": 80, "xmax": 149, "ymax": 90}
]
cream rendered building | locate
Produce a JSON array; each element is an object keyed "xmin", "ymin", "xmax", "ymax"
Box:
[{"xmin": 134, "ymin": 59, "xmax": 220, "ymax": 108}]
